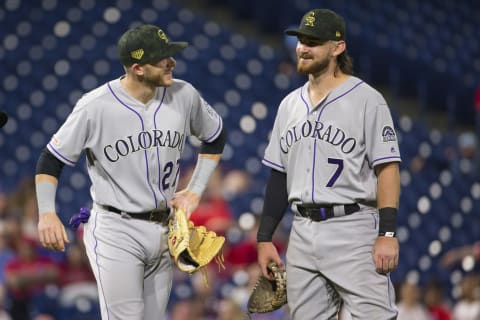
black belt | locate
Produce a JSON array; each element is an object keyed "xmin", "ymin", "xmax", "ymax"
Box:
[
  {"xmin": 296, "ymin": 203, "xmax": 360, "ymax": 222},
  {"xmin": 101, "ymin": 205, "xmax": 171, "ymax": 224}
]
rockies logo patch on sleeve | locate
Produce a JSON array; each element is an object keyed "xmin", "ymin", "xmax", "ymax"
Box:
[{"xmin": 381, "ymin": 126, "xmax": 397, "ymax": 142}]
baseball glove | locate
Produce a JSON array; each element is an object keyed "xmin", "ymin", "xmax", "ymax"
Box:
[
  {"xmin": 167, "ymin": 208, "xmax": 225, "ymax": 275},
  {"xmin": 247, "ymin": 261, "xmax": 287, "ymax": 314}
]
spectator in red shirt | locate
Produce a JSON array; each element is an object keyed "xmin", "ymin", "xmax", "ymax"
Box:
[
  {"xmin": 4, "ymin": 237, "xmax": 59, "ymax": 320},
  {"xmin": 58, "ymin": 242, "xmax": 95, "ymax": 287},
  {"xmin": 424, "ymin": 279, "xmax": 452, "ymax": 320}
]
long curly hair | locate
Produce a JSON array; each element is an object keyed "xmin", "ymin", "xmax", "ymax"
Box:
[{"xmin": 336, "ymin": 51, "xmax": 354, "ymax": 76}]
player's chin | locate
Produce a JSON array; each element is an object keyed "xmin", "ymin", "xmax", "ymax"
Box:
[
  {"xmin": 297, "ymin": 64, "xmax": 311, "ymax": 75},
  {"xmin": 160, "ymin": 75, "xmax": 174, "ymax": 87},
  {"xmin": 297, "ymin": 60, "xmax": 312, "ymax": 73}
]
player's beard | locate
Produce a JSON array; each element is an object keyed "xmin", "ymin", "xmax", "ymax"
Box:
[
  {"xmin": 297, "ymin": 55, "xmax": 330, "ymax": 75},
  {"xmin": 143, "ymin": 72, "xmax": 174, "ymax": 87}
]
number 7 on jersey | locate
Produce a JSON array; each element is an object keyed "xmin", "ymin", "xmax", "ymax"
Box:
[{"xmin": 326, "ymin": 158, "xmax": 343, "ymax": 187}]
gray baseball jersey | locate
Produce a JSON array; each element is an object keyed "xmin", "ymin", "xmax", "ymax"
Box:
[
  {"xmin": 48, "ymin": 78, "xmax": 222, "ymax": 211},
  {"xmin": 263, "ymin": 76, "xmax": 401, "ymax": 206},
  {"xmin": 47, "ymin": 77, "xmax": 222, "ymax": 319},
  {"xmin": 262, "ymin": 76, "xmax": 401, "ymax": 319}
]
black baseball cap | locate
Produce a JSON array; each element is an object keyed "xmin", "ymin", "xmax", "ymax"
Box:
[
  {"xmin": 285, "ymin": 9, "xmax": 346, "ymax": 42},
  {"xmin": 118, "ymin": 24, "xmax": 188, "ymax": 66}
]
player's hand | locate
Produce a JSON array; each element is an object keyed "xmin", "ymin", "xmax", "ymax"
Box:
[
  {"xmin": 372, "ymin": 236, "xmax": 399, "ymax": 274},
  {"xmin": 169, "ymin": 188, "xmax": 201, "ymax": 218},
  {"xmin": 257, "ymin": 242, "xmax": 284, "ymax": 281},
  {"xmin": 38, "ymin": 212, "xmax": 69, "ymax": 252}
]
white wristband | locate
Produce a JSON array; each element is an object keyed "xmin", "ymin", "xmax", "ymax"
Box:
[
  {"xmin": 36, "ymin": 181, "xmax": 57, "ymax": 215},
  {"xmin": 187, "ymin": 157, "xmax": 218, "ymax": 196}
]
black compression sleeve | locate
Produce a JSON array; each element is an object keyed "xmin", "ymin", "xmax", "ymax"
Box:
[
  {"xmin": 257, "ymin": 169, "xmax": 289, "ymax": 242},
  {"xmin": 200, "ymin": 126, "xmax": 227, "ymax": 154},
  {"xmin": 36, "ymin": 148, "xmax": 65, "ymax": 178}
]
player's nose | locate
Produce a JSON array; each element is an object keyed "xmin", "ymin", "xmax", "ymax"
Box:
[
  {"xmin": 296, "ymin": 42, "xmax": 309, "ymax": 54},
  {"xmin": 165, "ymin": 57, "xmax": 176, "ymax": 68}
]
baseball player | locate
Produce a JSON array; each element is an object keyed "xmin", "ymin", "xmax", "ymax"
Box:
[
  {"xmin": 35, "ymin": 25, "xmax": 226, "ymax": 319},
  {"xmin": 256, "ymin": 9, "xmax": 401, "ymax": 319}
]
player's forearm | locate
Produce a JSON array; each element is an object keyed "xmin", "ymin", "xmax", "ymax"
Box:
[
  {"xmin": 375, "ymin": 162, "xmax": 400, "ymax": 209},
  {"xmin": 35, "ymin": 174, "xmax": 58, "ymax": 215},
  {"xmin": 36, "ymin": 148, "xmax": 64, "ymax": 215},
  {"xmin": 187, "ymin": 127, "xmax": 226, "ymax": 196},
  {"xmin": 257, "ymin": 169, "xmax": 289, "ymax": 242},
  {"xmin": 187, "ymin": 154, "xmax": 222, "ymax": 196},
  {"xmin": 375, "ymin": 162, "xmax": 400, "ymax": 237}
]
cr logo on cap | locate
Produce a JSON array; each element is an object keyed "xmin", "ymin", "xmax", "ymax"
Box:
[{"xmin": 305, "ymin": 11, "xmax": 316, "ymax": 27}]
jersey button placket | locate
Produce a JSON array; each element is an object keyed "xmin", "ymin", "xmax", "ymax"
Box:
[
  {"xmin": 150, "ymin": 146, "xmax": 158, "ymax": 185},
  {"xmin": 143, "ymin": 117, "xmax": 158, "ymax": 186}
]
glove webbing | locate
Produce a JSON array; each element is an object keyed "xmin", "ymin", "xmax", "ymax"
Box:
[
  {"xmin": 198, "ymin": 251, "xmax": 225, "ymax": 288},
  {"xmin": 246, "ymin": 262, "xmax": 287, "ymax": 317}
]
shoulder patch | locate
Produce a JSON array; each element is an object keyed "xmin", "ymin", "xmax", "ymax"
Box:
[{"xmin": 382, "ymin": 125, "xmax": 397, "ymax": 142}]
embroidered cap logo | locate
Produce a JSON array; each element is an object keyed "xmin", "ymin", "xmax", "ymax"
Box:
[
  {"xmin": 304, "ymin": 11, "xmax": 316, "ymax": 27},
  {"xmin": 130, "ymin": 48, "xmax": 144, "ymax": 60}
]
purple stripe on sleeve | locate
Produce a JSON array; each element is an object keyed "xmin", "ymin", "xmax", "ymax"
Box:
[
  {"xmin": 47, "ymin": 143, "xmax": 76, "ymax": 165},
  {"xmin": 204, "ymin": 117, "xmax": 223, "ymax": 143},
  {"xmin": 262, "ymin": 158, "xmax": 285, "ymax": 171},
  {"xmin": 371, "ymin": 156, "xmax": 402, "ymax": 166}
]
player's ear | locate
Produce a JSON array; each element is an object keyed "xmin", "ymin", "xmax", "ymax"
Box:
[
  {"xmin": 130, "ymin": 63, "xmax": 145, "ymax": 76},
  {"xmin": 332, "ymin": 40, "xmax": 346, "ymax": 57}
]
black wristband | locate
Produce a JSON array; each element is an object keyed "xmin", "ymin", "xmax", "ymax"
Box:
[{"xmin": 378, "ymin": 207, "xmax": 398, "ymax": 237}]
